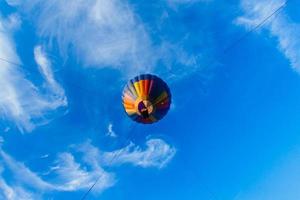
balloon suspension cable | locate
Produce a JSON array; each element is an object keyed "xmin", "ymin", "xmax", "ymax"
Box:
[
  {"xmin": 164, "ymin": 2, "xmax": 288, "ymax": 200},
  {"xmin": 222, "ymin": 1, "xmax": 287, "ymax": 54},
  {"xmin": 167, "ymin": 1, "xmax": 287, "ymax": 77},
  {"xmin": 80, "ymin": 124, "xmax": 138, "ymax": 200}
]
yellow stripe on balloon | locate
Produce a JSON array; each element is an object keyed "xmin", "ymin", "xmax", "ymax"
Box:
[
  {"xmin": 127, "ymin": 85, "xmax": 138, "ymax": 99},
  {"xmin": 133, "ymin": 82, "xmax": 141, "ymax": 98}
]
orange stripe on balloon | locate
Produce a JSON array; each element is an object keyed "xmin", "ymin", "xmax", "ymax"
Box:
[{"xmin": 139, "ymin": 80, "xmax": 145, "ymax": 98}]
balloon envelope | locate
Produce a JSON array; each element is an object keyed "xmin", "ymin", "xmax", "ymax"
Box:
[{"xmin": 122, "ymin": 74, "xmax": 171, "ymax": 124}]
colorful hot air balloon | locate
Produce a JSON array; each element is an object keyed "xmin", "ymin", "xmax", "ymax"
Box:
[{"xmin": 122, "ymin": 74, "xmax": 171, "ymax": 124}]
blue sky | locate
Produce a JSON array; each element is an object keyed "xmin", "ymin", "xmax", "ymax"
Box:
[{"xmin": 1, "ymin": 0, "xmax": 300, "ymax": 199}]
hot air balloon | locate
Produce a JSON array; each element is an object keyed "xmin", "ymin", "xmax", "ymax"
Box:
[{"xmin": 122, "ymin": 74, "xmax": 171, "ymax": 124}]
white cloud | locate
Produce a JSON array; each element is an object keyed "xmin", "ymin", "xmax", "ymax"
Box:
[
  {"xmin": 5, "ymin": 0, "xmax": 21, "ymax": 7},
  {"xmin": 167, "ymin": 0, "xmax": 211, "ymax": 4},
  {"xmin": 40, "ymin": 154, "xmax": 49, "ymax": 159},
  {"xmin": 0, "ymin": 177, "xmax": 36, "ymax": 200},
  {"xmin": 0, "ymin": 149, "xmax": 53, "ymax": 190},
  {"xmin": 0, "ymin": 15, "xmax": 67, "ymax": 132},
  {"xmin": 0, "ymin": 147, "xmax": 114, "ymax": 196},
  {"xmin": 158, "ymin": 41, "xmax": 202, "ymax": 80},
  {"xmin": 7, "ymin": 0, "xmax": 211, "ymax": 78},
  {"xmin": 236, "ymin": 0, "xmax": 300, "ymax": 72},
  {"xmin": 166, "ymin": 0, "xmax": 213, "ymax": 10},
  {"xmin": 107, "ymin": 123, "xmax": 117, "ymax": 138},
  {"xmin": 5, "ymin": 0, "xmax": 220, "ymax": 90},
  {"xmin": 3, "ymin": 127, "xmax": 10, "ymax": 133},
  {"xmin": 78, "ymin": 138, "xmax": 176, "ymax": 169},
  {"xmin": 105, "ymin": 138, "xmax": 176, "ymax": 168},
  {"xmin": 49, "ymin": 152, "xmax": 115, "ymax": 192},
  {"xmin": 13, "ymin": 0, "xmax": 155, "ymax": 75},
  {"xmin": 0, "ymin": 162, "xmax": 39, "ymax": 200},
  {"xmin": 33, "ymin": 46, "xmax": 67, "ymax": 110},
  {"xmin": 0, "ymin": 138, "xmax": 175, "ymax": 198}
]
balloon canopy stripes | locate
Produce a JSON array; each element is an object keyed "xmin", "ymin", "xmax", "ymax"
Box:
[{"xmin": 122, "ymin": 74, "xmax": 171, "ymax": 124}]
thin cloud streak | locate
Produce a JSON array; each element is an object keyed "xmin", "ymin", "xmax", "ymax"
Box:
[
  {"xmin": 33, "ymin": 45, "xmax": 68, "ymax": 110},
  {"xmin": 104, "ymin": 139, "xmax": 177, "ymax": 168},
  {"xmin": 78, "ymin": 138, "xmax": 176, "ymax": 169},
  {"xmin": 49, "ymin": 152, "xmax": 115, "ymax": 192},
  {"xmin": 0, "ymin": 14, "xmax": 67, "ymax": 132},
  {"xmin": 0, "ymin": 149, "xmax": 53, "ymax": 191},
  {"xmin": 0, "ymin": 176, "xmax": 36, "ymax": 200}
]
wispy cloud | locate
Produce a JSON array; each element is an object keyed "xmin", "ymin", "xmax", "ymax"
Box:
[
  {"xmin": 0, "ymin": 15, "xmax": 67, "ymax": 132},
  {"xmin": 167, "ymin": 0, "xmax": 212, "ymax": 5},
  {"xmin": 158, "ymin": 41, "xmax": 202, "ymax": 80},
  {"xmin": 34, "ymin": 46, "xmax": 67, "ymax": 109},
  {"xmin": 49, "ymin": 152, "xmax": 115, "ymax": 192},
  {"xmin": 11, "ymin": 0, "xmax": 154, "ymax": 75},
  {"xmin": 79, "ymin": 138, "xmax": 176, "ymax": 169},
  {"xmin": 236, "ymin": 0, "xmax": 300, "ymax": 72},
  {"xmin": 106, "ymin": 123, "xmax": 117, "ymax": 138},
  {"xmin": 104, "ymin": 139, "xmax": 176, "ymax": 168},
  {"xmin": 0, "ymin": 149, "xmax": 53, "ymax": 191},
  {"xmin": 0, "ymin": 146, "xmax": 114, "ymax": 196},
  {"xmin": 0, "ymin": 174, "xmax": 37, "ymax": 200},
  {"xmin": 0, "ymin": 137, "xmax": 175, "ymax": 198},
  {"xmin": 0, "ymin": 162, "xmax": 36, "ymax": 200},
  {"xmin": 6, "ymin": 0, "xmax": 213, "ymax": 79},
  {"xmin": 0, "ymin": 149, "xmax": 48, "ymax": 199}
]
